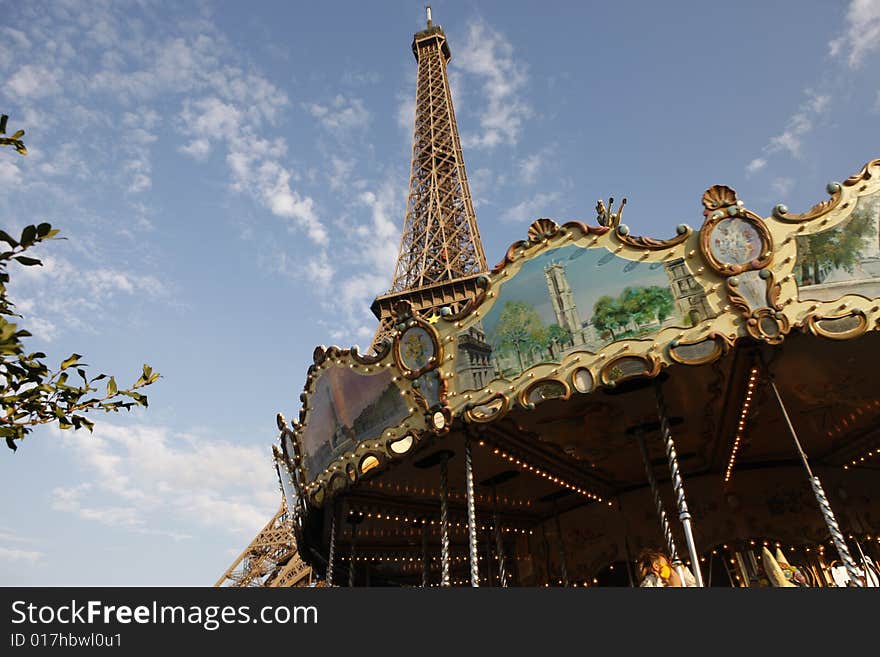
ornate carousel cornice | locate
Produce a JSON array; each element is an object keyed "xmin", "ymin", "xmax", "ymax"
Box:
[{"xmin": 278, "ymin": 157, "xmax": 880, "ymax": 507}]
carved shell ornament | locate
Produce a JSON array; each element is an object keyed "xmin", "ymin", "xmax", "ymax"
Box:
[
  {"xmin": 701, "ymin": 184, "xmax": 739, "ymax": 212},
  {"xmin": 699, "ymin": 185, "xmax": 773, "ymax": 276}
]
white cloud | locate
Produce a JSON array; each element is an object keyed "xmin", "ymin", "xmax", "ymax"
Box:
[
  {"xmin": 519, "ymin": 153, "xmax": 543, "ymax": 184},
  {"xmin": 51, "ymin": 422, "xmax": 278, "ymax": 537},
  {"xmin": 0, "ymin": 159, "xmax": 23, "ymax": 186},
  {"xmin": 454, "ymin": 21, "xmax": 531, "ymax": 149},
  {"xmin": 746, "ymin": 158, "xmax": 767, "ymax": 175},
  {"xmin": 305, "ymin": 95, "xmax": 370, "ymax": 131},
  {"xmin": 829, "ymin": 0, "xmax": 880, "ymax": 67},
  {"xmin": 0, "ymin": 546, "xmax": 43, "ymax": 563},
  {"xmin": 179, "ymin": 138, "xmax": 211, "ymax": 160},
  {"xmin": 7, "ymin": 64, "xmax": 60, "ymax": 98},
  {"xmin": 500, "ymin": 191, "xmax": 561, "ymax": 223},
  {"xmin": 746, "ymin": 91, "xmax": 831, "ymax": 169},
  {"xmin": 772, "ymin": 177, "xmax": 795, "ymax": 196}
]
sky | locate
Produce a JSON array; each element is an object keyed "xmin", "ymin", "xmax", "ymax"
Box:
[{"xmin": 0, "ymin": 0, "xmax": 878, "ymax": 585}]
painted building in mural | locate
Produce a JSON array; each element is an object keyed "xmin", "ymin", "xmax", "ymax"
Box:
[
  {"xmin": 544, "ymin": 262, "xmax": 584, "ymax": 340},
  {"xmin": 664, "ymin": 257, "xmax": 713, "ymax": 325},
  {"xmin": 456, "ymin": 324, "xmax": 494, "ymax": 390}
]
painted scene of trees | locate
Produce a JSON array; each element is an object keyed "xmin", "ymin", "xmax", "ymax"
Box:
[
  {"xmin": 479, "ymin": 245, "xmax": 708, "ymax": 379},
  {"xmin": 795, "ymin": 191, "xmax": 880, "ymax": 300}
]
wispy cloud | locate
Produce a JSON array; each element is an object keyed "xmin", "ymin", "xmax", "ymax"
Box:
[
  {"xmin": 745, "ymin": 158, "xmax": 767, "ymax": 175},
  {"xmin": 305, "ymin": 95, "xmax": 370, "ymax": 131},
  {"xmin": 744, "ymin": 91, "xmax": 831, "ymax": 173},
  {"xmin": 51, "ymin": 421, "xmax": 277, "ymax": 537},
  {"xmin": 454, "ymin": 20, "xmax": 531, "ymax": 149},
  {"xmin": 772, "ymin": 177, "xmax": 795, "ymax": 196},
  {"xmin": 0, "ymin": 546, "xmax": 43, "ymax": 563},
  {"xmin": 519, "ymin": 153, "xmax": 542, "ymax": 184},
  {"xmin": 829, "ymin": 0, "xmax": 880, "ymax": 67},
  {"xmin": 500, "ymin": 191, "xmax": 560, "ymax": 224}
]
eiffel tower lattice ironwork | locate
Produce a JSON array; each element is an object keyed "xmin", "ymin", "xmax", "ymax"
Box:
[
  {"xmin": 370, "ymin": 8, "xmax": 488, "ymax": 348},
  {"xmin": 215, "ymin": 502, "xmax": 313, "ymax": 588}
]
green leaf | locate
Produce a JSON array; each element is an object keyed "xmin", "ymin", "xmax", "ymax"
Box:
[
  {"xmin": 5, "ymin": 437, "xmax": 16, "ymax": 452},
  {"xmin": 45, "ymin": 229, "xmax": 60, "ymax": 239},
  {"xmin": 20, "ymin": 225, "xmax": 36, "ymax": 247},
  {"xmin": 143, "ymin": 364, "xmax": 152, "ymax": 379},
  {"xmin": 14, "ymin": 256, "xmax": 42, "ymax": 267},
  {"xmin": 60, "ymin": 353, "xmax": 82, "ymax": 370},
  {"xmin": 36, "ymin": 223, "xmax": 52, "ymax": 237},
  {"xmin": 107, "ymin": 377, "xmax": 117, "ymax": 396},
  {"xmin": 0, "ymin": 230, "xmax": 18, "ymax": 247}
]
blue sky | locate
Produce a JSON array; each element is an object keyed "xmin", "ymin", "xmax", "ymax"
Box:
[{"xmin": 0, "ymin": 0, "xmax": 878, "ymax": 585}]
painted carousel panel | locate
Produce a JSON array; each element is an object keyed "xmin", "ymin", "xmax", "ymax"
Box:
[
  {"xmin": 299, "ymin": 367, "xmax": 410, "ymax": 480},
  {"xmin": 456, "ymin": 244, "xmax": 716, "ymax": 388},
  {"xmin": 276, "ymin": 459, "xmax": 300, "ymax": 520},
  {"xmin": 795, "ymin": 189, "xmax": 880, "ymax": 302}
]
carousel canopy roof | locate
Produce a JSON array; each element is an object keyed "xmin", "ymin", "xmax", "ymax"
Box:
[{"xmin": 274, "ymin": 157, "xmax": 880, "ymax": 518}]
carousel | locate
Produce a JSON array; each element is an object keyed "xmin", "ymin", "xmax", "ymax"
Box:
[{"xmin": 270, "ymin": 156, "xmax": 880, "ymax": 588}]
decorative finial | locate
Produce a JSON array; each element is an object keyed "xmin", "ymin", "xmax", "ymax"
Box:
[
  {"xmin": 426, "ymin": 5, "xmax": 433, "ymax": 27},
  {"xmin": 596, "ymin": 196, "xmax": 626, "ymax": 227}
]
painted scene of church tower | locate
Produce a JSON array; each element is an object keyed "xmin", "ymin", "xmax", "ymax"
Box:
[{"xmin": 474, "ymin": 245, "xmax": 716, "ymax": 382}]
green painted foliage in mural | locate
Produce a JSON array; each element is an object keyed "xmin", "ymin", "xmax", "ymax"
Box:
[
  {"xmin": 493, "ymin": 301, "xmax": 546, "ymax": 371},
  {"xmin": 796, "ymin": 204, "xmax": 875, "ymax": 285},
  {"xmin": 592, "ymin": 286, "xmax": 674, "ymax": 340}
]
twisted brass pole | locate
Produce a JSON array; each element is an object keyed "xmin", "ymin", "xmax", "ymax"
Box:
[
  {"xmin": 635, "ymin": 430, "xmax": 686, "ymax": 585},
  {"xmin": 552, "ymin": 502, "xmax": 570, "ymax": 587},
  {"xmin": 348, "ymin": 520, "xmax": 357, "ymax": 588},
  {"xmin": 655, "ymin": 380, "xmax": 704, "ymax": 586},
  {"xmin": 421, "ymin": 520, "xmax": 429, "ymax": 588},
  {"xmin": 464, "ymin": 437, "xmax": 480, "ymax": 586},
  {"xmin": 492, "ymin": 485, "xmax": 508, "ymax": 587},
  {"xmin": 326, "ymin": 506, "xmax": 336, "ymax": 586},
  {"xmin": 770, "ymin": 380, "xmax": 861, "ymax": 586},
  {"xmin": 439, "ymin": 454, "xmax": 451, "ymax": 587}
]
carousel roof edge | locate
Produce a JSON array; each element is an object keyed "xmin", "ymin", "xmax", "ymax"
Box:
[{"xmin": 278, "ymin": 156, "xmax": 880, "ymax": 507}]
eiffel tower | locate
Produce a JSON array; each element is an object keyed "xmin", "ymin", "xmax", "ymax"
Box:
[
  {"xmin": 370, "ymin": 6, "xmax": 488, "ymax": 347},
  {"xmin": 218, "ymin": 8, "xmax": 489, "ymax": 587}
]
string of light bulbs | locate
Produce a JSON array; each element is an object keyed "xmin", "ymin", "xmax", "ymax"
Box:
[
  {"xmin": 476, "ymin": 439, "xmax": 610, "ymax": 505},
  {"xmin": 724, "ymin": 366, "xmax": 760, "ymax": 483}
]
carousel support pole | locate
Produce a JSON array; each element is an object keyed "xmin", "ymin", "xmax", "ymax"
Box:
[
  {"xmin": 770, "ymin": 380, "xmax": 862, "ymax": 587},
  {"xmin": 485, "ymin": 531, "xmax": 494, "ymax": 586},
  {"xmin": 326, "ymin": 503, "xmax": 337, "ymax": 586},
  {"xmin": 348, "ymin": 518, "xmax": 357, "ymax": 588},
  {"xmin": 623, "ymin": 535, "xmax": 636, "ymax": 587},
  {"xmin": 421, "ymin": 520, "xmax": 429, "ymax": 588},
  {"xmin": 552, "ymin": 501, "xmax": 570, "ymax": 587},
  {"xmin": 655, "ymin": 380, "xmax": 704, "ymax": 587},
  {"xmin": 439, "ymin": 453, "xmax": 451, "ymax": 587},
  {"xmin": 635, "ymin": 428, "xmax": 686, "ymax": 586},
  {"xmin": 492, "ymin": 485, "xmax": 509, "ymax": 587},
  {"xmin": 464, "ymin": 436, "xmax": 480, "ymax": 587},
  {"xmin": 541, "ymin": 524, "xmax": 553, "ymax": 585}
]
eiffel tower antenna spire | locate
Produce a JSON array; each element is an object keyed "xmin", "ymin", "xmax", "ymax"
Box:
[{"xmin": 370, "ymin": 11, "xmax": 488, "ymax": 347}]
